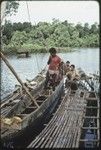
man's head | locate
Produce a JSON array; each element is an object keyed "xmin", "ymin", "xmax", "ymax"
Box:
[
  {"xmin": 49, "ymin": 47, "xmax": 56, "ymax": 56},
  {"xmin": 66, "ymin": 61, "xmax": 70, "ymax": 66},
  {"xmin": 70, "ymin": 64, "xmax": 75, "ymax": 70}
]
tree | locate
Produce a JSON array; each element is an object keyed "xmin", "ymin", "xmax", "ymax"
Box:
[
  {"xmin": 52, "ymin": 18, "xmax": 60, "ymax": 25},
  {"xmin": 2, "ymin": 20, "xmax": 13, "ymax": 44},
  {"xmin": 11, "ymin": 31, "xmax": 28, "ymax": 48},
  {"xmin": 5, "ymin": 1, "xmax": 19, "ymax": 16},
  {"xmin": 90, "ymin": 22, "xmax": 99, "ymax": 34},
  {"xmin": 13, "ymin": 22, "xmax": 24, "ymax": 31},
  {"xmin": 83, "ymin": 23, "xmax": 90, "ymax": 36},
  {"xmin": 75, "ymin": 23, "xmax": 84, "ymax": 38},
  {"xmin": 62, "ymin": 20, "xmax": 68, "ymax": 26},
  {"xmin": 37, "ymin": 22, "xmax": 50, "ymax": 39},
  {"xmin": 2, "ymin": 19, "xmax": 99, "ymax": 53}
]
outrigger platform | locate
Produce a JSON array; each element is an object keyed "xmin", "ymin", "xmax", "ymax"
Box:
[{"xmin": 28, "ymin": 78, "xmax": 100, "ymax": 148}]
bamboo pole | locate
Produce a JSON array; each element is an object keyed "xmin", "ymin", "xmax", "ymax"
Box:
[{"xmin": 0, "ymin": 52, "xmax": 39, "ymax": 108}]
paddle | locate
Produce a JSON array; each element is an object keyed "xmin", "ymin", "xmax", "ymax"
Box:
[
  {"xmin": 41, "ymin": 64, "xmax": 48, "ymax": 72},
  {"xmin": 0, "ymin": 52, "xmax": 39, "ymax": 108}
]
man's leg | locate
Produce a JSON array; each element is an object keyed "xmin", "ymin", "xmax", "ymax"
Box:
[
  {"xmin": 49, "ymin": 74, "xmax": 57, "ymax": 91},
  {"xmin": 70, "ymin": 81, "xmax": 78, "ymax": 91},
  {"xmin": 44, "ymin": 71, "xmax": 50, "ymax": 89}
]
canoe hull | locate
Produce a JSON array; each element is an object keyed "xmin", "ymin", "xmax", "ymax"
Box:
[{"xmin": 1, "ymin": 79, "xmax": 64, "ymax": 148}]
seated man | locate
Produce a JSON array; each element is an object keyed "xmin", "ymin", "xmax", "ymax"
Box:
[
  {"xmin": 65, "ymin": 61, "xmax": 71, "ymax": 74},
  {"xmin": 62, "ymin": 61, "xmax": 71, "ymax": 76},
  {"xmin": 59, "ymin": 60, "xmax": 66, "ymax": 77},
  {"xmin": 65, "ymin": 64, "xmax": 80, "ymax": 90},
  {"xmin": 66, "ymin": 64, "xmax": 80, "ymax": 81}
]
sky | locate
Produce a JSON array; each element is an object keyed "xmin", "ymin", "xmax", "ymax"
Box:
[{"xmin": 2, "ymin": 1, "xmax": 99, "ymax": 25}]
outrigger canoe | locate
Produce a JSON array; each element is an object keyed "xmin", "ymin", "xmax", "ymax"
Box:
[
  {"xmin": 1, "ymin": 71, "xmax": 64, "ymax": 148},
  {"xmin": 1, "ymin": 68, "xmax": 99, "ymax": 148}
]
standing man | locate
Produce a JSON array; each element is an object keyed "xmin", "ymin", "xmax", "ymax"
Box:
[{"xmin": 44, "ymin": 47, "xmax": 62, "ymax": 90}]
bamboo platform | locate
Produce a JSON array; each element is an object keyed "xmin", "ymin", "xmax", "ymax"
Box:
[
  {"xmin": 28, "ymin": 88, "xmax": 87, "ymax": 148},
  {"xmin": 28, "ymin": 88, "xmax": 99, "ymax": 148}
]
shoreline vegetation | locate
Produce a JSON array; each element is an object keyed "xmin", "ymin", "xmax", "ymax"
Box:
[
  {"xmin": 2, "ymin": 19, "xmax": 99, "ymax": 54},
  {"xmin": 2, "ymin": 47, "xmax": 99, "ymax": 56}
]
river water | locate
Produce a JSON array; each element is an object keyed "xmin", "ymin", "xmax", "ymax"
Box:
[{"xmin": 1, "ymin": 48, "xmax": 99, "ymax": 99}]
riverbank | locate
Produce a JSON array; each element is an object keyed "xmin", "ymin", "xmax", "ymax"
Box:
[{"xmin": 2, "ymin": 46, "xmax": 99, "ymax": 55}]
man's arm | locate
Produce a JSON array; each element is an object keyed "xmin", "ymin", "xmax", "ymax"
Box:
[
  {"xmin": 74, "ymin": 70, "xmax": 80, "ymax": 80},
  {"xmin": 47, "ymin": 56, "xmax": 51, "ymax": 65}
]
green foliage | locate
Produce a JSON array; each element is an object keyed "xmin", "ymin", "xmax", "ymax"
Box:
[
  {"xmin": 2, "ymin": 20, "xmax": 13, "ymax": 44},
  {"xmin": 90, "ymin": 22, "xmax": 99, "ymax": 34},
  {"xmin": 3, "ymin": 43, "xmax": 18, "ymax": 54},
  {"xmin": 5, "ymin": 1, "xmax": 19, "ymax": 16},
  {"xmin": 2, "ymin": 20, "xmax": 99, "ymax": 54},
  {"xmin": 11, "ymin": 31, "xmax": 28, "ymax": 46}
]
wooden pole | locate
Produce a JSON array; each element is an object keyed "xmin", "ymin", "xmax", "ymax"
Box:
[{"xmin": 0, "ymin": 52, "xmax": 39, "ymax": 108}]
